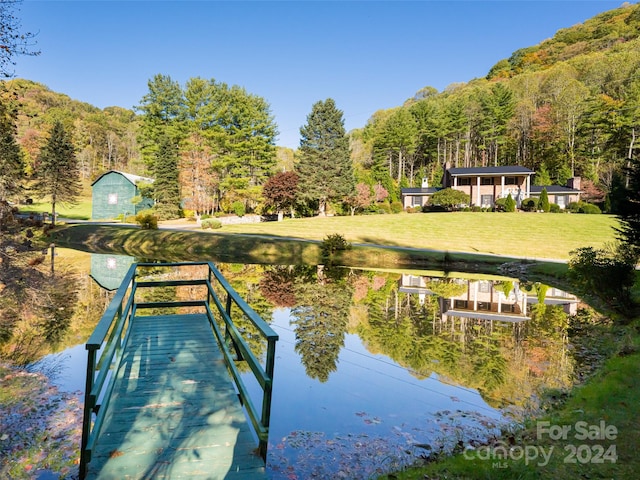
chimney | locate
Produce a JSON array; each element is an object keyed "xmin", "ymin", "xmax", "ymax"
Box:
[
  {"xmin": 422, "ymin": 177, "xmax": 429, "ymax": 188},
  {"xmin": 567, "ymin": 177, "xmax": 581, "ymax": 190}
]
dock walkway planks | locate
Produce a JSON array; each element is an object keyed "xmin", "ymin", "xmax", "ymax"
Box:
[{"xmin": 86, "ymin": 313, "xmax": 266, "ymax": 479}]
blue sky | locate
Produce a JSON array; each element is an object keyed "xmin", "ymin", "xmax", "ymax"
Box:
[{"xmin": 16, "ymin": 0, "xmax": 633, "ymax": 148}]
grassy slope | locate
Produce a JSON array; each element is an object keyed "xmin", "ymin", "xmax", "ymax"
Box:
[
  {"xmin": 220, "ymin": 212, "xmax": 617, "ymax": 261},
  {"xmin": 381, "ymin": 337, "xmax": 640, "ymax": 480},
  {"xmin": 47, "ymin": 213, "xmax": 617, "ymax": 279}
]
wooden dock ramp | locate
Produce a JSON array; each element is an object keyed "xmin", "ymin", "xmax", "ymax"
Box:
[{"xmin": 80, "ymin": 263, "xmax": 278, "ymax": 480}]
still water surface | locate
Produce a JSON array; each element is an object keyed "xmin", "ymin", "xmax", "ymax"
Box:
[{"xmin": 32, "ymin": 250, "xmax": 586, "ymax": 478}]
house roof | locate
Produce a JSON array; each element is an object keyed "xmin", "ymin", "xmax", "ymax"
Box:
[
  {"xmin": 401, "ymin": 187, "xmax": 441, "ymax": 195},
  {"xmin": 448, "ymin": 166, "xmax": 535, "ymax": 176},
  {"xmin": 91, "ymin": 170, "xmax": 154, "ymax": 187},
  {"xmin": 530, "ymin": 185, "xmax": 581, "ymax": 195}
]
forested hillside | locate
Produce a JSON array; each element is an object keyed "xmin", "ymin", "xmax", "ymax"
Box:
[
  {"xmin": 354, "ymin": 2, "xmax": 640, "ymax": 211},
  {"xmin": 1, "ymin": 2, "xmax": 639, "ymax": 218}
]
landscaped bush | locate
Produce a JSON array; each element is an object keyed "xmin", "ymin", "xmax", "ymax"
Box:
[
  {"xmin": 232, "ymin": 201, "xmax": 245, "ymax": 217},
  {"xmin": 539, "ymin": 188, "xmax": 550, "ymax": 212},
  {"xmin": 504, "ymin": 193, "xmax": 516, "ymax": 212},
  {"xmin": 390, "ymin": 201, "xmax": 404, "ymax": 214},
  {"xmin": 377, "ymin": 202, "xmax": 391, "ymax": 214},
  {"xmin": 549, "ymin": 203, "xmax": 561, "ymax": 213},
  {"xmin": 521, "ymin": 198, "xmax": 538, "ymax": 212},
  {"xmin": 422, "ymin": 204, "xmax": 447, "ymax": 212},
  {"xmin": 568, "ymin": 201, "xmax": 602, "ymax": 214},
  {"xmin": 135, "ymin": 210, "xmax": 158, "ymax": 229},
  {"xmin": 580, "ymin": 203, "xmax": 602, "ymax": 214},
  {"xmin": 321, "ymin": 233, "xmax": 352, "ymax": 260},
  {"xmin": 471, "ymin": 206, "xmax": 482, "ymax": 212},
  {"xmin": 494, "ymin": 197, "xmax": 507, "ymax": 212},
  {"xmin": 201, "ymin": 219, "xmax": 222, "ymax": 229},
  {"xmin": 406, "ymin": 206, "xmax": 422, "ymax": 213}
]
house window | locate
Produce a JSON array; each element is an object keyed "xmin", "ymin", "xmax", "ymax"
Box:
[
  {"xmin": 412, "ymin": 196, "xmax": 423, "ymax": 207},
  {"xmin": 477, "ymin": 302, "xmax": 491, "ymax": 311},
  {"xmin": 505, "ymin": 176, "xmax": 518, "ymax": 185},
  {"xmin": 481, "ymin": 194, "xmax": 494, "ymax": 207},
  {"xmin": 454, "ymin": 299, "xmax": 468, "ymax": 309},
  {"xmin": 556, "ymin": 195, "xmax": 566, "ymax": 208},
  {"xmin": 107, "ymin": 193, "xmax": 118, "ymax": 205},
  {"xmin": 481, "ymin": 177, "xmax": 494, "ymax": 185},
  {"xmin": 501, "ymin": 303, "xmax": 516, "ymax": 313},
  {"xmin": 458, "ymin": 177, "xmax": 471, "ymax": 186}
]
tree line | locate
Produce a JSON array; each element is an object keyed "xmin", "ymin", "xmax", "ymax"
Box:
[{"xmin": 1, "ymin": 3, "xmax": 640, "ymax": 221}]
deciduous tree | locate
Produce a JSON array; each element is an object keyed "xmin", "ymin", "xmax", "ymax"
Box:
[
  {"xmin": 0, "ymin": 0, "xmax": 39, "ymax": 78},
  {"xmin": 430, "ymin": 187, "xmax": 469, "ymax": 210},
  {"xmin": 262, "ymin": 171, "xmax": 299, "ymax": 220}
]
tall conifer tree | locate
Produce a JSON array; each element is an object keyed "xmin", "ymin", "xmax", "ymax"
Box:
[
  {"xmin": 0, "ymin": 98, "xmax": 23, "ymax": 228},
  {"xmin": 297, "ymin": 99, "xmax": 354, "ymax": 215},
  {"xmin": 0, "ymin": 101, "xmax": 23, "ymax": 200},
  {"xmin": 153, "ymin": 134, "xmax": 181, "ymax": 219},
  {"xmin": 33, "ymin": 121, "xmax": 80, "ymax": 225}
]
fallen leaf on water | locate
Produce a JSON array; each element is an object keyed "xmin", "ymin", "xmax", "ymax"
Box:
[{"xmin": 109, "ymin": 449, "xmax": 124, "ymax": 458}]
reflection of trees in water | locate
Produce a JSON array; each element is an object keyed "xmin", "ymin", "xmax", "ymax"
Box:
[
  {"xmin": 290, "ymin": 268, "xmax": 352, "ymax": 383},
  {"xmin": 232, "ymin": 264, "xmax": 585, "ymax": 411},
  {"xmin": 259, "ymin": 266, "xmax": 298, "ymax": 307},
  {"xmin": 350, "ymin": 272, "xmax": 579, "ymax": 411},
  {"xmin": 0, "ymin": 245, "xmax": 80, "ymax": 365},
  {"xmin": 213, "ymin": 264, "xmax": 277, "ymax": 373}
]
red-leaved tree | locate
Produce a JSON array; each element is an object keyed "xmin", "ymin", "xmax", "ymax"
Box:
[{"xmin": 262, "ymin": 171, "xmax": 299, "ymax": 219}]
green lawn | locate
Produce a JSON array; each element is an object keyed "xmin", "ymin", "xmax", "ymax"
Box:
[
  {"xmin": 221, "ymin": 212, "xmax": 618, "ymax": 261},
  {"xmin": 19, "ymin": 200, "xmax": 92, "ymax": 220}
]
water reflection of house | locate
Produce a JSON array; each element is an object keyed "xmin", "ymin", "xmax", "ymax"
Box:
[
  {"xmin": 526, "ymin": 286, "xmax": 579, "ymax": 315},
  {"xmin": 442, "ymin": 279, "xmax": 529, "ymax": 322},
  {"xmin": 90, "ymin": 254, "xmax": 136, "ymax": 291},
  {"xmin": 400, "ymin": 274, "xmax": 579, "ymax": 322}
]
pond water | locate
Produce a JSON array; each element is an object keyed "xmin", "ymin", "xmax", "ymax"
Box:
[{"xmin": 25, "ymin": 250, "xmax": 588, "ymax": 479}]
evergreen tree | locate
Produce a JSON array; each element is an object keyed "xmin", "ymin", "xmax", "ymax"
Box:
[
  {"xmin": 0, "ymin": 98, "xmax": 23, "ymax": 200},
  {"xmin": 153, "ymin": 134, "xmax": 181, "ymax": 219},
  {"xmin": 136, "ymin": 74, "xmax": 185, "ymax": 169},
  {"xmin": 297, "ymin": 99, "xmax": 354, "ymax": 216},
  {"xmin": 33, "ymin": 121, "xmax": 80, "ymax": 225},
  {"xmin": 616, "ymin": 158, "xmax": 640, "ymax": 259},
  {"xmin": 504, "ymin": 193, "xmax": 516, "ymax": 212},
  {"xmin": 539, "ymin": 187, "xmax": 550, "ymax": 212}
]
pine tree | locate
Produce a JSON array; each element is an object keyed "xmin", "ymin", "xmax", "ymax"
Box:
[
  {"xmin": 0, "ymin": 100, "xmax": 23, "ymax": 229},
  {"xmin": 33, "ymin": 121, "xmax": 81, "ymax": 225},
  {"xmin": 297, "ymin": 99, "xmax": 354, "ymax": 216},
  {"xmin": 0, "ymin": 99, "xmax": 23, "ymax": 200},
  {"xmin": 153, "ymin": 134, "xmax": 181, "ymax": 219},
  {"xmin": 616, "ymin": 158, "xmax": 640, "ymax": 259}
]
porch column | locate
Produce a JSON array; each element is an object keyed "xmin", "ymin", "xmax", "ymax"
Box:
[
  {"xmin": 501, "ymin": 175, "xmax": 505, "ymax": 198},
  {"xmin": 526, "ymin": 175, "xmax": 530, "ymax": 198},
  {"xmin": 476, "ymin": 176, "xmax": 481, "ymax": 205}
]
